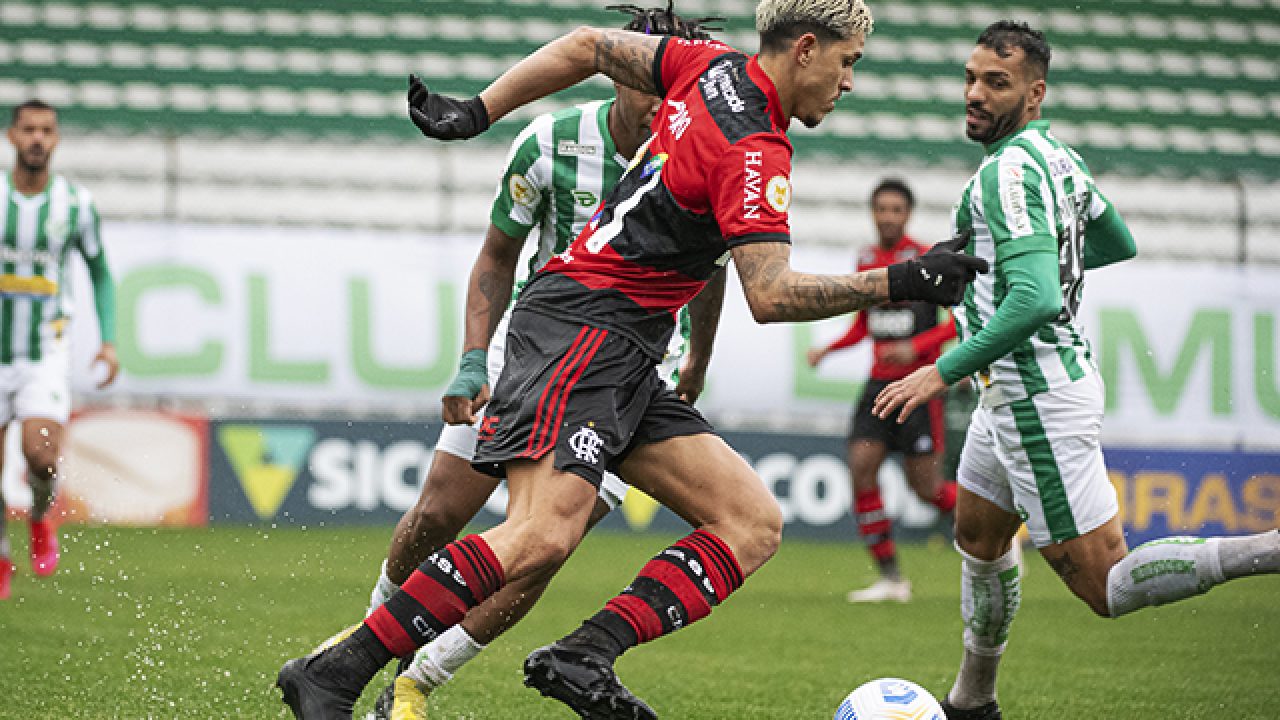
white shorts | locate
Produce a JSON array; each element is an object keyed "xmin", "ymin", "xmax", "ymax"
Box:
[
  {"xmin": 957, "ymin": 372, "xmax": 1118, "ymax": 548},
  {"xmin": 434, "ymin": 311, "xmax": 629, "ymax": 510},
  {"xmin": 0, "ymin": 340, "xmax": 71, "ymax": 425}
]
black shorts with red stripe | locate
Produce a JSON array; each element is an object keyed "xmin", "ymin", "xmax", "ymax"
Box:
[
  {"xmin": 851, "ymin": 379, "xmax": 945, "ymax": 456},
  {"xmin": 472, "ymin": 309, "xmax": 714, "ymax": 486}
]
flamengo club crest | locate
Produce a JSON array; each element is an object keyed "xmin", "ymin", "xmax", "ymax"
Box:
[{"xmin": 568, "ymin": 425, "xmax": 604, "ymax": 464}]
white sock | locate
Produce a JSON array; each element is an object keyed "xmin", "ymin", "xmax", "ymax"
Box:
[
  {"xmin": 948, "ymin": 543, "xmax": 1021, "ymax": 709},
  {"xmin": 367, "ymin": 561, "xmax": 400, "ymax": 616},
  {"xmin": 1107, "ymin": 532, "xmax": 1280, "ymax": 618},
  {"xmin": 1217, "ymin": 530, "xmax": 1280, "ymax": 578},
  {"xmin": 403, "ymin": 625, "xmax": 486, "ymax": 690},
  {"xmin": 1106, "ymin": 536, "xmax": 1222, "ymax": 617}
]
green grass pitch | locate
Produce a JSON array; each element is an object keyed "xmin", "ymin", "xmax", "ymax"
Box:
[{"xmin": 2, "ymin": 524, "xmax": 1277, "ymax": 718}]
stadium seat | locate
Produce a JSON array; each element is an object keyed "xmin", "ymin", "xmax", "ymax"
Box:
[{"xmin": 2, "ymin": 0, "xmax": 1275, "ymax": 258}]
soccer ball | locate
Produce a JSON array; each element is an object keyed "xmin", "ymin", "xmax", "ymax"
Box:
[{"xmin": 834, "ymin": 678, "xmax": 945, "ymax": 720}]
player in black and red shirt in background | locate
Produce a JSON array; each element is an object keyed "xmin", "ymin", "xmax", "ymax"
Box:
[
  {"xmin": 277, "ymin": 2, "xmax": 987, "ymax": 718},
  {"xmin": 808, "ymin": 178, "xmax": 959, "ymax": 604}
]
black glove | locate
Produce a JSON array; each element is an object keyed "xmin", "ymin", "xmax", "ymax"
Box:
[
  {"xmin": 407, "ymin": 74, "xmax": 490, "ymax": 140},
  {"xmin": 886, "ymin": 230, "xmax": 988, "ymax": 305}
]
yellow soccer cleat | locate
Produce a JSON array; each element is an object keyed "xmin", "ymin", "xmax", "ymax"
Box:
[{"xmin": 388, "ymin": 675, "xmax": 431, "ymax": 720}]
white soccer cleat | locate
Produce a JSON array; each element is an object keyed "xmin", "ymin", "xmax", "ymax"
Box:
[{"xmin": 846, "ymin": 577, "xmax": 912, "ymax": 604}]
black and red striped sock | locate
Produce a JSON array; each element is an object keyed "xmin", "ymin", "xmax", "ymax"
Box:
[
  {"xmin": 363, "ymin": 534, "xmax": 505, "ymax": 658},
  {"xmin": 567, "ymin": 529, "xmax": 744, "ymax": 662},
  {"xmin": 855, "ymin": 488, "xmax": 899, "ymax": 578}
]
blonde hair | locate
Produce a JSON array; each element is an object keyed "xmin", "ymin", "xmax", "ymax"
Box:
[{"xmin": 755, "ymin": 0, "xmax": 873, "ymax": 51}]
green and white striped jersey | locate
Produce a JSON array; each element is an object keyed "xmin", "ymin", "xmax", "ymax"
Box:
[
  {"xmin": 0, "ymin": 172, "xmax": 104, "ymax": 364},
  {"xmin": 490, "ymin": 99, "xmax": 628, "ymax": 292},
  {"xmin": 489, "ymin": 99, "xmax": 691, "ymax": 373},
  {"xmin": 952, "ymin": 120, "xmax": 1109, "ymax": 405}
]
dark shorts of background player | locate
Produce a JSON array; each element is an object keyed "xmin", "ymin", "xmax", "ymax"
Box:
[
  {"xmin": 851, "ymin": 378, "xmax": 945, "ymax": 456},
  {"xmin": 471, "ymin": 309, "xmax": 714, "ymax": 487}
]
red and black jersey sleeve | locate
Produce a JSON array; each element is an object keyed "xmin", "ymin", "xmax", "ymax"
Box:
[
  {"xmin": 653, "ymin": 36, "xmax": 737, "ymax": 97},
  {"xmin": 708, "ymin": 132, "xmax": 792, "ymax": 246}
]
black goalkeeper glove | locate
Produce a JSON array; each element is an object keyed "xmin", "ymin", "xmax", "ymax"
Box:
[
  {"xmin": 886, "ymin": 230, "xmax": 988, "ymax": 306},
  {"xmin": 407, "ymin": 74, "xmax": 490, "ymax": 140}
]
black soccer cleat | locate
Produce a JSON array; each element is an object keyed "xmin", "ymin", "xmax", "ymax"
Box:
[
  {"xmin": 940, "ymin": 699, "xmax": 1002, "ymax": 720},
  {"xmin": 524, "ymin": 643, "xmax": 657, "ymax": 720},
  {"xmin": 276, "ymin": 653, "xmax": 360, "ymax": 720},
  {"xmin": 371, "ymin": 680, "xmax": 395, "ymax": 720}
]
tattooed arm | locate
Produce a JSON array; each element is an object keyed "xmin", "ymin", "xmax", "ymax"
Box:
[
  {"xmin": 478, "ymin": 28, "xmax": 662, "ymax": 124},
  {"xmin": 730, "ymin": 242, "xmax": 890, "ymax": 323},
  {"xmin": 463, "ymin": 224, "xmax": 524, "ymax": 354},
  {"xmin": 440, "ymin": 223, "xmax": 523, "ymax": 424}
]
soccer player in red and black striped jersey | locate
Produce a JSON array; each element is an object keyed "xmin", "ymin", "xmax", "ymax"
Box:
[
  {"xmin": 808, "ymin": 178, "xmax": 959, "ymax": 604},
  {"xmin": 277, "ymin": 2, "xmax": 987, "ymax": 718}
]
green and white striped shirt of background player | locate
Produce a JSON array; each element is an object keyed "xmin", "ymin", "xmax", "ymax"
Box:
[
  {"xmin": 952, "ymin": 119, "xmax": 1109, "ymax": 406},
  {"xmin": 490, "ymin": 98, "xmax": 692, "ymax": 386},
  {"xmin": 0, "ymin": 173, "xmax": 111, "ymax": 366}
]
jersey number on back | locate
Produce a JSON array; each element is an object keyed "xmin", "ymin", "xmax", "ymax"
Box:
[{"xmin": 1057, "ymin": 176, "xmax": 1089, "ymax": 322}]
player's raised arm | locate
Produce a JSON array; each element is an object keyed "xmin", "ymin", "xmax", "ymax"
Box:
[
  {"xmin": 408, "ymin": 28, "xmax": 662, "ymax": 140},
  {"xmin": 730, "ymin": 236, "xmax": 986, "ymax": 324}
]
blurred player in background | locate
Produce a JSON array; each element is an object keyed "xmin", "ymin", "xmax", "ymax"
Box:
[
  {"xmin": 313, "ymin": 5, "xmax": 724, "ymax": 718},
  {"xmin": 807, "ymin": 178, "xmax": 957, "ymax": 603},
  {"xmin": 0, "ymin": 100, "xmax": 118, "ymax": 600},
  {"xmin": 873, "ymin": 21, "xmax": 1280, "ymax": 720},
  {"xmin": 278, "ymin": 1, "xmax": 988, "ymax": 718}
]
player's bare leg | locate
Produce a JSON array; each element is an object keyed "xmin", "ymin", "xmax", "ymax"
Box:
[
  {"xmin": 279, "ymin": 453, "xmax": 598, "ymax": 719},
  {"xmin": 943, "ymin": 487, "xmax": 1022, "ymax": 720},
  {"xmin": 526, "ymin": 432, "xmax": 782, "ymax": 719},
  {"xmin": 0, "ymin": 461, "xmax": 11, "ymax": 599},
  {"xmin": 22, "ymin": 418, "xmax": 62, "ymax": 576},
  {"xmin": 1041, "ymin": 516, "xmax": 1280, "ymax": 619},
  {"xmin": 311, "ymin": 449, "xmax": 500, "ymax": 653},
  {"xmin": 383, "ymin": 492, "xmax": 614, "ymax": 719},
  {"xmin": 903, "ymin": 450, "xmax": 956, "ymax": 513},
  {"xmin": 944, "ymin": 493, "xmax": 1280, "ymax": 720},
  {"xmin": 377, "ymin": 450, "xmax": 500, "ymax": 596},
  {"xmin": 620, "ymin": 433, "xmax": 782, "ymax": 574},
  {"xmin": 317, "ymin": 444, "xmax": 620, "ymax": 717},
  {"xmin": 848, "ymin": 439, "xmax": 912, "ymax": 602}
]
